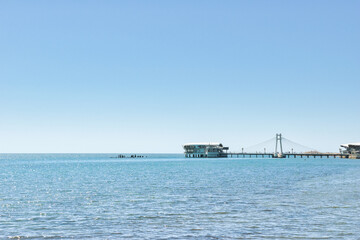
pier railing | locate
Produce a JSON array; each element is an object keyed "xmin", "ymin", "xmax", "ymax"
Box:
[{"xmin": 226, "ymin": 152, "xmax": 348, "ymax": 158}]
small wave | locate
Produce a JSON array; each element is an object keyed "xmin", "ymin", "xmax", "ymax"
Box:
[{"xmin": 213, "ymin": 211, "xmax": 230, "ymax": 214}]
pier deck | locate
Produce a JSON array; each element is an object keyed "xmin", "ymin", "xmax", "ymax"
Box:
[{"xmin": 227, "ymin": 152, "xmax": 348, "ymax": 158}]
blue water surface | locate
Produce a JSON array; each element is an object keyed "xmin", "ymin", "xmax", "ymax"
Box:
[{"xmin": 0, "ymin": 154, "xmax": 359, "ymax": 239}]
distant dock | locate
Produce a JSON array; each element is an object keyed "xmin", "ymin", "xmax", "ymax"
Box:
[
  {"xmin": 227, "ymin": 134, "xmax": 355, "ymax": 158},
  {"xmin": 183, "ymin": 133, "xmax": 359, "ymax": 159},
  {"xmin": 227, "ymin": 152, "xmax": 348, "ymax": 159}
]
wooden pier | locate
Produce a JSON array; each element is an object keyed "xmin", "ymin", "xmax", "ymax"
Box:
[
  {"xmin": 226, "ymin": 152, "xmax": 348, "ymax": 159},
  {"xmin": 183, "ymin": 134, "xmax": 358, "ymax": 159},
  {"xmin": 225, "ymin": 134, "xmax": 352, "ymax": 159}
]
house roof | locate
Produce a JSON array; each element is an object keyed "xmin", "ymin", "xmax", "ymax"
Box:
[
  {"xmin": 183, "ymin": 142, "xmax": 222, "ymax": 147},
  {"xmin": 341, "ymin": 142, "xmax": 360, "ymax": 148}
]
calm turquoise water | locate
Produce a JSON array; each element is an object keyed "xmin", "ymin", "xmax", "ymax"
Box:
[{"xmin": 0, "ymin": 154, "xmax": 359, "ymax": 239}]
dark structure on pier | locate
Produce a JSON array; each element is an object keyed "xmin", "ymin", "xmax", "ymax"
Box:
[{"xmin": 340, "ymin": 143, "xmax": 360, "ymax": 159}]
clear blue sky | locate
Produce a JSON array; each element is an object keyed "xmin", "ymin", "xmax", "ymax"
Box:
[{"xmin": 0, "ymin": 1, "xmax": 359, "ymax": 153}]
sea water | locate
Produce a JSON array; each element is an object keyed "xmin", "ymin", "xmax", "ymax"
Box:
[{"xmin": 0, "ymin": 154, "xmax": 359, "ymax": 239}]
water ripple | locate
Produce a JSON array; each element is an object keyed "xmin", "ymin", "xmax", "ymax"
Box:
[{"xmin": 0, "ymin": 154, "xmax": 359, "ymax": 239}]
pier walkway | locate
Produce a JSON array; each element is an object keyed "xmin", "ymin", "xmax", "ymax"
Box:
[
  {"xmin": 228, "ymin": 134, "xmax": 350, "ymax": 159},
  {"xmin": 227, "ymin": 152, "xmax": 348, "ymax": 158}
]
